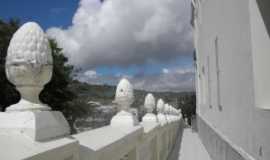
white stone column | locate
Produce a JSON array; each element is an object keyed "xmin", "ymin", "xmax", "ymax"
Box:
[
  {"xmin": 6, "ymin": 22, "xmax": 53, "ymax": 112},
  {"xmin": 168, "ymin": 105, "xmax": 175, "ymax": 122},
  {"xmin": 0, "ymin": 22, "xmax": 70, "ymax": 141},
  {"xmin": 142, "ymin": 93, "xmax": 158, "ymax": 124},
  {"xmin": 164, "ymin": 104, "xmax": 170, "ymax": 123},
  {"xmin": 156, "ymin": 99, "xmax": 168, "ymax": 160},
  {"xmin": 172, "ymin": 107, "xmax": 179, "ymax": 121},
  {"xmin": 170, "ymin": 106, "xmax": 178, "ymax": 145},
  {"xmin": 178, "ymin": 109, "xmax": 182, "ymax": 119},
  {"xmin": 157, "ymin": 99, "xmax": 167, "ymax": 126},
  {"xmin": 163, "ymin": 103, "xmax": 172, "ymax": 153},
  {"xmin": 110, "ymin": 78, "xmax": 138, "ymax": 127}
]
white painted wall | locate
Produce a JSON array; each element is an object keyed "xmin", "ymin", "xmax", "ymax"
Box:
[
  {"xmin": 249, "ymin": 0, "xmax": 270, "ymax": 110},
  {"xmin": 194, "ymin": 0, "xmax": 270, "ymax": 159}
]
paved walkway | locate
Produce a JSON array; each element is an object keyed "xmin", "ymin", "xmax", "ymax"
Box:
[{"xmin": 168, "ymin": 128, "xmax": 212, "ymax": 160}]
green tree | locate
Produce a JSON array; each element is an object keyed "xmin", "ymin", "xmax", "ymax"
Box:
[
  {"xmin": 177, "ymin": 93, "xmax": 196, "ymax": 125},
  {"xmin": 0, "ymin": 19, "xmax": 20, "ymax": 111},
  {"xmin": 40, "ymin": 39, "xmax": 76, "ymax": 111}
]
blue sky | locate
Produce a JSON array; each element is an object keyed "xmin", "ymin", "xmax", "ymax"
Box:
[
  {"xmin": 0, "ymin": 0, "xmax": 77, "ymax": 29},
  {"xmin": 0, "ymin": 0, "xmax": 194, "ymax": 92},
  {"xmin": 95, "ymin": 56, "xmax": 193, "ymax": 76}
]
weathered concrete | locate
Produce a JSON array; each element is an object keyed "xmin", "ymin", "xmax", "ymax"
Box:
[
  {"xmin": 178, "ymin": 128, "xmax": 211, "ymax": 160},
  {"xmin": 193, "ymin": 0, "xmax": 270, "ymax": 159}
]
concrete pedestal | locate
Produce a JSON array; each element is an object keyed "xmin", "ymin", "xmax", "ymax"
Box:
[
  {"xmin": 111, "ymin": 110, "xmax": 138, "ymax": 127},
  {"xmin": 142, "ymin": 113, "xmax": 158, "ymax": 124},
  {"xmin": 0, "ymin": 111, "xmax": 70, "ymax": 141}
]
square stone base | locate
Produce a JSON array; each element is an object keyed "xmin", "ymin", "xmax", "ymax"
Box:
[{"xmin": 0, "ymin": 111, "xmax": 70, "ymax": 141}]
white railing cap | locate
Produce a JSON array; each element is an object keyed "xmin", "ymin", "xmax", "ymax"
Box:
[
  {"xmin": 6, "ymin": 21, "xmax": 52, "ymax": 112},
  {"xmin": 144, "ymin": 93, "xmax": 156, "ymax": 113},
  {"xmin": 114, "ymin": 78, "xmax": 134, "ymax": 110},
  {"xmin": 157, "ymin": 99, "xmax": 165, "ymax": 113}
]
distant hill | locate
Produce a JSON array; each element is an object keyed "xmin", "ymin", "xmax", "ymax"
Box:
[
  {"xmin": 70, "ymin": 80, "xmax": 194, "ymax": 110},
  {"xmin": 69, "ymin": 80, "xmax": 116, "ymax": 105},
  {"xmin": 68, "ymin": 80, "xmax": 195, "ymax": 133}
]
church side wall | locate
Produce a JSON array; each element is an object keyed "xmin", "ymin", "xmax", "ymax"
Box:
[{"xmin": 195, "ymin": 0, "xmax": 270, "ymax": 159}]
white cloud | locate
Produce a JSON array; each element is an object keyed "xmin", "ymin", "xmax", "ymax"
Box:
[
  {"xmin": 47, "ymin": 0, "xmax": 193, "ymax": 69},
  {"xmin": 132, "ymin": 66, "xmax": 195, "ymax": 92},
  {"xmin": 175, "ymin": 68, "xmax": 195, "ymax": 74},
  {"xmin": 77, "ymin": 66, "xmax": 195, "ymax": 92},
  {"xmin": 162, "ymin": 68, "xmax": 170, "ymax": 74},
  {"xmin": 84, "ymin": 70, "xmax": 98, "ymax": 78}
]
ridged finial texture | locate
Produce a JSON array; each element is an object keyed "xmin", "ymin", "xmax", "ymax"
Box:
[
  {"xmin": 115, "ymin": 78, "xmax": 134, "ymax": 111},
  {"xmin": 144, "ymin": 93, "xmax": 156, "ymax": 113}
]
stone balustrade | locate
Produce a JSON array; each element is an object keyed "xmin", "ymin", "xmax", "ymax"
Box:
[{"xmin": 0, "ymin": 22, "xmax": 183, "ymax": 160}]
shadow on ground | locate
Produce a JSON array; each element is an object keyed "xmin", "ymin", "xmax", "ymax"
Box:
[
  {"xmin": 167, "ymin": 117, "xmax": 197, "ymax": 160},
  {"xmin": 167, "ymin": 121, "xmax": 186, "ymax": 160}
]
